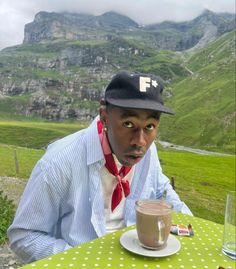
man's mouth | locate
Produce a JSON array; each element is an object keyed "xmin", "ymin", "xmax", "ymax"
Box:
[{"xmin": 124, "ymin": 152, "xmax": 144, "ymax": 164}]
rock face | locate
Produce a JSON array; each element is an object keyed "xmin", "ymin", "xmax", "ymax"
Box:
[{"xmin": 23, "ymin": 11, "xmax": 139, "ymax": 44}]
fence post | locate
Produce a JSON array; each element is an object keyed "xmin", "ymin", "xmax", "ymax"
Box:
[
  {"xmin": 171, "ymin": 176, "xmax": 175, "ymax": 190},
  {"xmin": 14, "ymin": 149, "xmax": 19, "ymax": 176}
]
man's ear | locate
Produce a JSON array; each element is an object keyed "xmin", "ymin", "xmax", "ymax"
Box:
[{"xmin": 99, "ymin": 106, "xmax": 108, "ymax": 125}]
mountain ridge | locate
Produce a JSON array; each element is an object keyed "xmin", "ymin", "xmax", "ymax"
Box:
[{"xmin": 23, "ymin": 10, "xmax": 235, "ymax": 51}]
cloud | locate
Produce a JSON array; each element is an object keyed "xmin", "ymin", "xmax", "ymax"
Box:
[{"xmin": 0, "ymin": 0, "xmax": 235, "ymax": 50}]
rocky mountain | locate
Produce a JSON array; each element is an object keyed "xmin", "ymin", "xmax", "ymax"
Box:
[
  {"xmin": 0, "ymin": 10, "xmax": 235, "ymax": 153},
  {"xmin": 23, "ymin": 11, "xmax": 139, "ymax": 44},
  {"xmin": 23, "ymin": 10, "xmax": 235, "ymax": 50}
]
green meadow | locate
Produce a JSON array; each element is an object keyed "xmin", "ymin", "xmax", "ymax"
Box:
[{"xmin": 0, "ymin": 120, "xmax": 235, "ymax": 225}]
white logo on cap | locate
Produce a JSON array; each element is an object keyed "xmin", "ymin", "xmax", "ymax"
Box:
[{"xmin": 139, "ymin": 77, "xmax": 158, "ymax": 92}]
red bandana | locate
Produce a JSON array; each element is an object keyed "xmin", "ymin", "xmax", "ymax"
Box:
[{"xmin": 97, "ymin": 120, "xmax": 132, "ymax": 211}]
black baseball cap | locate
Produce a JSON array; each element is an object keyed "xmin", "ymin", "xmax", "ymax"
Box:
[{"xmin": 105, "ymin": 71, "xmax": 174, "ymax": 114}]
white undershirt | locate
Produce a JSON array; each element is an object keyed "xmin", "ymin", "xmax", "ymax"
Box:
[{"xmin": 100, "ymin": 154, "xmax": 134, "ymax": 233}]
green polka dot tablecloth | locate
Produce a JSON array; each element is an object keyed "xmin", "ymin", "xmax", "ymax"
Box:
[{"xmin": 19, "ymin": 213, "xmax": 235, "ymax": 269}]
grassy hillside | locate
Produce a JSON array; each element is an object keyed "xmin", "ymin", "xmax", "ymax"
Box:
[
  {"xmin": 158, "ymin": 148, "xmax": 235, "ymax": 224},
  {"xmin": 0, "ymin": 120, "xmax": 85, "ymax": 148},
  {"xmin": 160, "ymin": 30, "xmax": 235, "ymax": 154},
  {"xmin": 0, "ymin": 31, "xmax": 235, "ymax": 154}
]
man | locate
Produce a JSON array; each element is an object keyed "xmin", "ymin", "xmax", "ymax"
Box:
[{"xmin": 8, "ymin": 71, "xmax": 192, "ymax": 263}]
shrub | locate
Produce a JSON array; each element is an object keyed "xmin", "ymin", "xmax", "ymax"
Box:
[{"xmin": 0, "ymin": 191, "xmax": 15, "ymax": 244}]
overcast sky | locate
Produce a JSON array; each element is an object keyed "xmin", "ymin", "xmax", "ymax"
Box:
[{"xmin": 0, "ymin": 0, "xmax": 235, "ymax": 50}]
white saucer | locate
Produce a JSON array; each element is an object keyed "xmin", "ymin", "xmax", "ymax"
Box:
[{"xmin": 120, "ymin": 229, "xmax": 181, "ymax": 257}]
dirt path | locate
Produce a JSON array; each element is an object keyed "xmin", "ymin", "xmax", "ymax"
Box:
[{"xmin": 0, "ymin": 177, "xmax": 27, "ymax": 268}]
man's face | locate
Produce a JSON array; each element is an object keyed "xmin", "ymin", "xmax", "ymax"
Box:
[{"xmin": 100, "ymin": 106, "xmax": 160, "ymax": 166}]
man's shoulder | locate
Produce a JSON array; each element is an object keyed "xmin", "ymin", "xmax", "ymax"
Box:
[{"xmin": 46, "ymin": 128, "xmax": 86, "ymax": 153}]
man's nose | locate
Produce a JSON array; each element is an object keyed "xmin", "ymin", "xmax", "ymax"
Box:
[{"xmin": 130, "ymin": 129, "xmax": 146, "ymax": 147}]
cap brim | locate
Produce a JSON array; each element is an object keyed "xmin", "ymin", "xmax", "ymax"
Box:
[{"xmin": 106, "ymin": 98, "xmax": 174, "ymax": 115}]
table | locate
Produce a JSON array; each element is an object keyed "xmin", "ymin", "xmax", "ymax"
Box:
[{"xmin": 19, "ymin": 213, "xmax": 235, "ymax": 269}]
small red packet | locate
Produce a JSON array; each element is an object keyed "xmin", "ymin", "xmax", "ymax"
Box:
[{"xmin": 170, "ymin": 224, "xmax": 194, "ymax": 236}]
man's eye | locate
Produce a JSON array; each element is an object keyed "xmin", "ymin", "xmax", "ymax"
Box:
[
  {"xmin": 123, "ymin": 122, "xmax": 133, "ymax": 128},
  {"xmin": 145, "ymin": 124, "xmax": 155, "ymax": 131}
]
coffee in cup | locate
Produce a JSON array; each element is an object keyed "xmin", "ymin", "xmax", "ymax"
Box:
[{"xmin": 135, "ymin": 199, "xmax": 172, "ymax": 250}]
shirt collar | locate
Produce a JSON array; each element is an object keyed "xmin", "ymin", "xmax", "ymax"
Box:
[{"xmin": 86, "ymin": 116, "xmax": 105, "ymax": 166}]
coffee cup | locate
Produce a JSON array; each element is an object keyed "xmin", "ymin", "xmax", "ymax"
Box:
[{"xmin": 135, "ymin": 199, "xmax": 172, "ymax": 250}]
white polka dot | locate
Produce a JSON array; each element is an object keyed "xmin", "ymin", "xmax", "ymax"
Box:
[
  {"xmin": 82, "ymin": 264, "xmax": 86, "ymax": 267},
  {"xmin": 43, "ymin": 265, "xmax": 48, "ymax": 267},
  {"xmin": 56, "ymin": 264, "xmax": 61, "ymax": 267},
  {"xmin": 107, "ymin": 264, "xmax": 111, "ymax": 267},
  {"xmin": 120, "ymin": 257, "xmax": 124, "ymax": 260},
  {"xmin": 31, "ymin": 265, "xmax": 36, "ymax": 267},
  {"xmin": 69, "ymin": 264, "xmax": 74, "ymax": 267},
  {"xmin": 131, "ymin": 265, "xmax": 136, "ymax": 267},
  {"xmin": 119, "ymin": 264, "xmax": 124, "ymax": 267},
  {"xmin": 108, "ymin": 257, "xmax": 112, "ymax": 260},
  {"xmin": 48, "ymin": 257, "xmax": 52, "ymax": 260},
  {"xmin": 144, "ymin": 265, "xmax": 149, "ymax": 268},
  {"xmin": 63, "ymin": 251, "xmax": 68, "ymax": 254},
  {"xmin": 84, "ymin": 257, "xmax": 88, "ymax": 260},
  {"xmin": 60, "ymin": 257, "xmax": 64, "ymax": 260},
  {"xmin": 94, "ymin": 264, "xmax": 99, "ymax": 267}
]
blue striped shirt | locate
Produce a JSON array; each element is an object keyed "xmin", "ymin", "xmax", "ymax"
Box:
[{"xmin": 7, "ymin": 117, "xmax": 192, "ymax": 263}]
